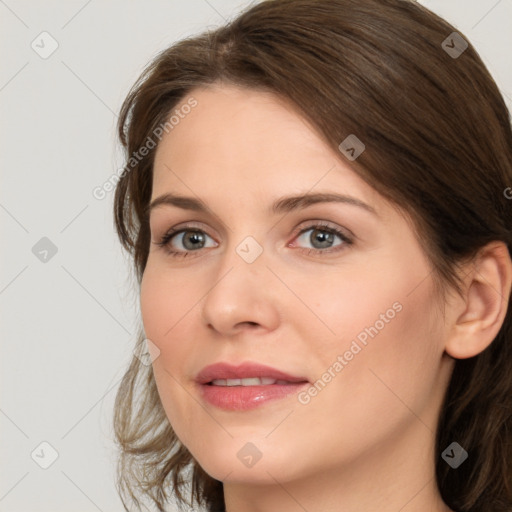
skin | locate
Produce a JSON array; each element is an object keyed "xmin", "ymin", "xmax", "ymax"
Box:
[{"xmin": 140, "ymin": 82, "xmax": 512, "ymax": 512}]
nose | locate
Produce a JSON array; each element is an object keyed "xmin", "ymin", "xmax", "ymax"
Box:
[{"xmin": 200, "ymin": 241, "xmax": 280, "ymax": 337}]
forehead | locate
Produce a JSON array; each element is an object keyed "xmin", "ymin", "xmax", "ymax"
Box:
[
  {"xmin": 155, "ymin": 83, "xmax": 327, "ymax": 168},
  {"xmin": 151, "ymin": 83, "xmax": 383, "ymax": 212}
]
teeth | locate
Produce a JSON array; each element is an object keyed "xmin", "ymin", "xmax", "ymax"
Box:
[{"xmin": 211, "ymin": 377, "xmax": 293, "ymax": 386}]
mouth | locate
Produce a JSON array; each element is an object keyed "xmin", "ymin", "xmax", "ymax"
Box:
[
  {"xmin": 207, "ymin": 377, "xmax": 303, "ymax": 386},
  {"xmin": 196, "ymin": 362, "xmax": 310, "ymax": 411}
]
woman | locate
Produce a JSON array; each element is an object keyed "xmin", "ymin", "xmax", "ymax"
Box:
[{"xmin": 112, "ymin": 0, "xmax": 512, "ymax": 511}]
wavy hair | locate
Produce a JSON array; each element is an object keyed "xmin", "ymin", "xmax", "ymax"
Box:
[{"xmin": 112, "ymin": 1, "xmax": 512, "ymax": 510}]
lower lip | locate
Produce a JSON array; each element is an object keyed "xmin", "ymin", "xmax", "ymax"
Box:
[{"xmin": 199, "ymin": 382, "xmax": 309, "ymax": 411}]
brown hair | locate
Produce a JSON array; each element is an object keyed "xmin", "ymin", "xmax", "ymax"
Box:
[{"xmin": 112, "ymin": 1, "xmax": 512, "ymax": 511}]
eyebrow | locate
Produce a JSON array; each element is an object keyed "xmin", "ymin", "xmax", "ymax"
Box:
[{"xmin": 147, "ymin": 192, "xmax": 378, "ymax": 217}]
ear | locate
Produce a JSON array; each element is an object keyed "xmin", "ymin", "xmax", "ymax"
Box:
[{"xmin": 444, "ymin": 241, "xmax": 512, "ymax": 359}]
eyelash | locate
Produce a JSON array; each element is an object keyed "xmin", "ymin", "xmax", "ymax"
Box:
[{"xmin": 154, "ymin": 221, "xmax": 353, "ymax": 259}]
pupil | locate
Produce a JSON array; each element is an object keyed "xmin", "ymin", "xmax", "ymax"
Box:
[
  {"xmin": 184, "ymin": 231, "xmax": 204, "ymax": 250},
  {"xmin": 312, "ymin": 229, "xmax": 333, "ymax": 248}
]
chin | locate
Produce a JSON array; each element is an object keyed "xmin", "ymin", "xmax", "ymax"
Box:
[{"xmin": 186, "ymin": 436, "xmax": 299, "ymax": 484}]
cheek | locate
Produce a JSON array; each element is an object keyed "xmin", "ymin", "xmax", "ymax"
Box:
[
  {"xmin": 140, "ymin": 270, "xmax": 166, "ymax": 344},
  {"xmin": 318, "ymin": 271, "xmax": 443, "ymax": 424},
  {"xmin": 140, "ymin": 262, "xmax": 195, "ymax": 342},
  {"xmin": 139, "ymin": 264, "xmax": 197, "ymax": 398},
  {"xmin": 286, "ymin": 273, "xmax": 444, "ymax": 469},
  {"xmin": 303, "ymin": 257, "xmax": 443, "ymax": 403},
  {"xmin": 284, "ymin": 264, "xmax": 409, "ymax": 366},
  {"xmin": 139, "ymin": 266, "xmax": 198, "ymax": 438},
  {"xmin": 139, "ymin": 262, "xmax": 206, "ymax": 389}
]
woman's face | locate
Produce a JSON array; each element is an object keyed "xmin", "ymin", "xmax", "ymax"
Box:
[{"xmin": 140, "ymin": 83, "xmax": 455, "ymax": 485}]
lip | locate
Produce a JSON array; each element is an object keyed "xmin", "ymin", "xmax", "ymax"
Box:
[
  {"xmin": 196, "ymin": 361, "xmax": 308, "ymax": 384},
  {"xmin": 196, "ymin": 362, "xmax": 310, "ymax": 411}
]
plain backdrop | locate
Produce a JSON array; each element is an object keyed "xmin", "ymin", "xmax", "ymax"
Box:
[{"xmin": 1, "ymin": 1, "xmax": 511, "ymax": 510}]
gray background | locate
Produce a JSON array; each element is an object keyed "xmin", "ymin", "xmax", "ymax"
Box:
[{"xmin": 1, "ymin": 1, "xmax": 511, "ymax": 510}]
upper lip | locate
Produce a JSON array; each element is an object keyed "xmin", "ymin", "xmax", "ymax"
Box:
[{"xmin": 196, "ymin": 362, "xmax": 309, "ymax": 384}]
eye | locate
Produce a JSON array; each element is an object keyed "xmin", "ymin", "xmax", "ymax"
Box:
[
  {"xmin": 290, "ymin": 221, "xmax": 353, "ymax": 255},
  {"xmin": 154, "ymin": 221, "xmax": 353, "ymax": 258},
  {"xmin": 155, "ymin": 227, "xmax": 217, "ymax": 258}
]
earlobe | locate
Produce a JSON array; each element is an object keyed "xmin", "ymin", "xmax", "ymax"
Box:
[{"xmin": 444, "ymin": 241, "xmax": 512, "ymax": 360}]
